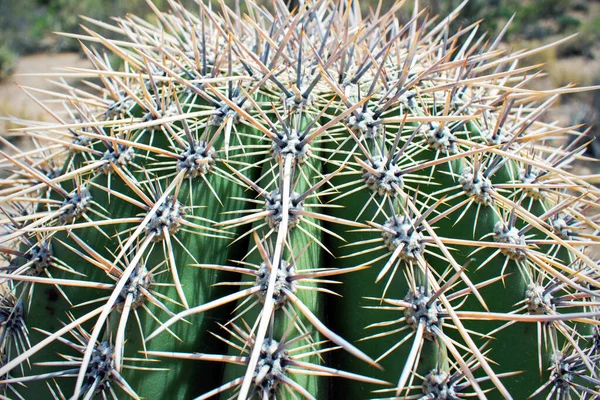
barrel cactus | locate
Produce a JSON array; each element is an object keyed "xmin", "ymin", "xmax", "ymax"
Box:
[{"xmin": 0, "ymin": 0, "xmax": 599, "ymax": 399}]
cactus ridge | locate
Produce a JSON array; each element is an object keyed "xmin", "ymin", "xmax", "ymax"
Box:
[{"xmin": 0, "ymin": 0, "xmax": 599, "ymax": 399}]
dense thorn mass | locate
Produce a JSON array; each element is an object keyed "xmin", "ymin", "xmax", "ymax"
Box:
[
  {"xmin": 403, "ymin": 287, "xmax": 443, "ymax": 341},
  {"xmin": 382, "ymin": 215, "xmax": 425, "ymax": 260}
]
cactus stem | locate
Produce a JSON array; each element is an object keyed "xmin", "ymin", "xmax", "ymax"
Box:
[{"xmin": 364, "ymin": 270, "xmax": 509, "ymax": 398}]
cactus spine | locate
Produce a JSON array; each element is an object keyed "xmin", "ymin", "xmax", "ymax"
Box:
[{"xmin": 0, "ymin": 0, "xmax": 599, "ymax": 399}]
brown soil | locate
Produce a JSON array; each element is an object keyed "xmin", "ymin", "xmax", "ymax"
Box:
[{"xmin": 0, "ymin": 52, "xmax": 91, "ymax": 136}]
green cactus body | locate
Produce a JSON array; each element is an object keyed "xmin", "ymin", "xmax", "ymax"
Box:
[
  {"xmin": 15, "ymin": 127, "xmax": 261, "ymax": 398},
  {"xmin": 0, "ymin": 1, "xmax": 599, "ymax": 400}
]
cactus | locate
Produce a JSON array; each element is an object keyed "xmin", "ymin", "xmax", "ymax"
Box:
[{"xmin": 0, "ymin": 0, "xmax": 599, "ymax": 399}]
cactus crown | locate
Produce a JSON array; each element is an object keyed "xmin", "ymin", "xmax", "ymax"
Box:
[{"xmin": 0, "ymin": 0, "xmax": 599, "ymax": 399}]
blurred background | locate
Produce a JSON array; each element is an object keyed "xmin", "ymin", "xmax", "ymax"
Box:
[{"xmin": 0, "ymin": 0, "xmax": 599, "ymax": 168}]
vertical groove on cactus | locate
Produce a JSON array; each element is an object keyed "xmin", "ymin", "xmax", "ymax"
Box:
[{"xmin": 0, "ymin": 0, "xmax": 599, "ymax": 399}]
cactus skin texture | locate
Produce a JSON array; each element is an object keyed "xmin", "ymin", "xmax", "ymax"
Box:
[{"xmin": 1, "ymin": 0, "xmax": 600, "ymax": 399}]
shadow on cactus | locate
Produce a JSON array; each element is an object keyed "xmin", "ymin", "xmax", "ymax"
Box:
[{"xmin": 0, "ymin": 0, "xmax": 599, "ymax": 399}]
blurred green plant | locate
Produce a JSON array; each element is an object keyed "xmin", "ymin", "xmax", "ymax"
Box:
[
  {"xmin": 0, "ymin": 0, "xmax": 595, "ymax": 55},
  {"xmin": 0, "ymin": 45, "xmax": 16, "ymax": 82},
  {"xmin": 450, "ymin": 0, "xmax": 581, "ymax": 40},
  {"xmin": 557, "ymin": 15, "xmax": 581, "ymax": 32},
  {"xmin": 0, "ymin": 0, "xmax": 201, "ymax": 54}
]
